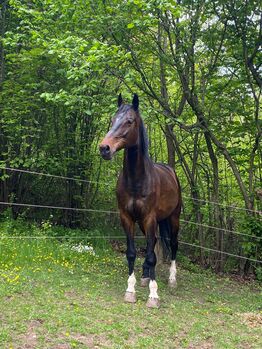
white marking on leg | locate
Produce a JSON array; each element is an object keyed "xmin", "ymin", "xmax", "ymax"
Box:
[
  {"xmin": 126, "ymin": 272, "xmax": 136, "ymax": 293},
  {"xmin": 169, "ymin": 260, "xmax": 177, "ymax": 284},
  {"xmin": 148, "ymin": 280, "xmax": 159, "ymax": 299}
]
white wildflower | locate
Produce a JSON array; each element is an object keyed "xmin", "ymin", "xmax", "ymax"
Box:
[{"xmin": 71, "ymin": 243, "xmax": 95, "ymax": 255}]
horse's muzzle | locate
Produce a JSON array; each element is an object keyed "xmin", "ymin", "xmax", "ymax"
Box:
[{"xmin": 99, "ymin": 144, "xmax": 112, "ymax": 160}]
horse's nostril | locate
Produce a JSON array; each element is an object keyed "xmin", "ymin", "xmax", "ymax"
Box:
[{"xmin": 100, "ymin": 144, "xmax": 111, "ymax": 154}]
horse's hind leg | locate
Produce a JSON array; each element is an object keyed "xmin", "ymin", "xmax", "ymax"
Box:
[{"xmin": 168, "ymin": 212, "xmax": 180, "ymax": 287}]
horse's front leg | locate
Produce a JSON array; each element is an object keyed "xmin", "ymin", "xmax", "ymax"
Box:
[
  {"xmin": 120, "ymin": 211, "xmax": 136, "ymax": 303},
  {"xmin": 143, "ymin": 217, "xmax": 160, "ymax": 308}
]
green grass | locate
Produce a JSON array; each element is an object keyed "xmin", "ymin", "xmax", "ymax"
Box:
[{"xmin": 0, "ymin": 221, "xmax": 261, "ymax": 349}]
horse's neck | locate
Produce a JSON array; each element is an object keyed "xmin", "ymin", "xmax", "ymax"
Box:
[{"xmin": 123, "ymin": 146, "xmax": 151, "ymax": 191}]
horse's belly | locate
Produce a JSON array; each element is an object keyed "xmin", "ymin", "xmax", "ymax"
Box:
[
  {"xmin": 155, "ymin": 190, "xmax": 179, "ymax": 221},
  {"xmin": 154, "ymin": 165, "xmax": 180, "ymax": 220}
]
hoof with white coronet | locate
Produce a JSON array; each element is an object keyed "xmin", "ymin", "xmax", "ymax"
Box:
[
  {"xmin": 124, "ymin": 291, "xmax": 136, "ymax": 303},
  {"xmin": 140, "ymin": 277, "xmax": 150, "ymax": 287},
  {"xmin": 146, "ymin": 297, "xmax": 160, "ymax": 308}
]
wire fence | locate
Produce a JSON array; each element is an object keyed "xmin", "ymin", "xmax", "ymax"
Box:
[
  {"xmin": 0, "ymin": 201, "xmax": 261, "ymax": 264},
  {"xmin": 0, "ymin": 201, "xmax": 261, "ymax": 240},
  {"xmin": 178, "ymin": 242, "xmax": 262, "ymax": 264},
  {"xmin": 0, "ymin": 166, "xmax": 261, "ymax": 265},
  {"xmin": 1, "ymin": 166, "xmax": 261, "ymax": 214},
  {"xmin": 182, "ymin": 195, "xmax": 262, "ymax": 215},
  {"xmin": 0, "ymin": 166, "xmax": 97, "ymax": 185},
  {"xmin": 0, "ymin": 234, "xmax": 261, "ymax": 264}
]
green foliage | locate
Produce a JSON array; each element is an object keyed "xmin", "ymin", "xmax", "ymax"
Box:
[{"xmin": 240, "ymin": 215, "xmax": 262, "ymax": 265}]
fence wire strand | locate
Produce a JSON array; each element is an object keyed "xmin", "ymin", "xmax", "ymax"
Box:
[
  {"xmin": 178, "ymin": 242, "xmax": 262, "ymax": 264},
  {"xmin": 0, "ymin": 201, "xmax": 118, "ymax": 214},
  {"xmin": 183, "ymin": 195, "xmax": 262, "ymax": 214},
  {"xmin": 180, "ymin": 219, "xmax": 262, "ymax": 240},
  {"xmin": 0, "ymin": 166, "xmax": 97, "ymax": 185}
]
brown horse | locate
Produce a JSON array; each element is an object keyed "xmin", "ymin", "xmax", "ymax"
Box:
[{"xmin": 99, "ymin": 94, "xmax": 181, "ymax": 308}]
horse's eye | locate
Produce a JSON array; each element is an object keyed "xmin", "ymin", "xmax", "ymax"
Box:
[{"xmin": 127, "ymin": 119, "xmax": 133, "ymax": 125}]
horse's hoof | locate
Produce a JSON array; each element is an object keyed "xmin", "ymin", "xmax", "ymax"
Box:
[
  {"xmin": 146, "ymin": 297, "xmax": 160, "ymax": 308},
  {"xmin": 168, "ymin": 279, "xmax": 177, "ymax": 288},
  {"xmin": 124, "ymin": 291, "xmax": 136, "ymax": 303},
  {"xmin": 140, "ymin": 277, "xmax": 150, "ymax": 287}
]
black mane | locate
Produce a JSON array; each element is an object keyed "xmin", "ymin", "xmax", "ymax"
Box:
[{"xmin": 139, "ymin": 117, "xmax": 149, "ymax": 158}]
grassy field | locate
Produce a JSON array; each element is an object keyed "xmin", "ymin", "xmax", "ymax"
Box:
[{"xmin": 0, "ymin": 221, "xmax": 261, "ymax": 349}]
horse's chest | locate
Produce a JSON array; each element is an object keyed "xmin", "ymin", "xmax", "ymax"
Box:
[{"xmin": 126, "ymin": 197, "xmax": 147, "ymax": 218}]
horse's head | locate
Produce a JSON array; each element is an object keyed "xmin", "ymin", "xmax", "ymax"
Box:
[{"xmin": 99, "ymin": 94, "xmax": 141, "ymax": 160}]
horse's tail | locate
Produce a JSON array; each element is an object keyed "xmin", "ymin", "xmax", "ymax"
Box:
[{"xmin": 158, "ymin": 219, "xmax": 171, "ymax": 260}]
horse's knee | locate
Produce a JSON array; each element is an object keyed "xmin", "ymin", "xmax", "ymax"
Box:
[
  {"xmin": 146, "ymin": 251, "xmax": 156, "ymax": 268},
  {"xmin": 126, "ymin": 248, "xmax": 136, "ymax": 262}
]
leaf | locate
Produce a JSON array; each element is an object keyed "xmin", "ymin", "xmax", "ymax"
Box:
[{"xmin": 127, "ymin": 23, "xmax": 135, "ymax": 29}]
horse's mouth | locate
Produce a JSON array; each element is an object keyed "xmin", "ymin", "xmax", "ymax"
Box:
[
  {"xmin": 100, "ymin": 149, "xmax": 115, "ymax": 160},
  {"xmin": 101, "ymin": 152, "xmax": 112, "ymax": 160}
]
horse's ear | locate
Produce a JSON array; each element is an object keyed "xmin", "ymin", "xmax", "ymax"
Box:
[
  {"xmin": 132, "ymin": 93, "xmax": 139, "ymax": 111},
  {"xmin": 118, "ymin": 93, "xmax": 123, "ymax": 107}
]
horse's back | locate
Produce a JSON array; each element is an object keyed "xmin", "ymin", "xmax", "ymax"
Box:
[{"xmin": 154, "ymin": 163, "xmax": 180, "ymax": 193}]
